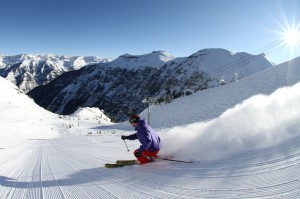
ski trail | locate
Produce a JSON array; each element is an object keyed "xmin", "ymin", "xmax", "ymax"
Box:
[
  {"xmin": 1, "ymin": 135, "xmax": 299, "ymax": 198},
  {"xmin": 0, "ymin": 140, "xmax": 44, "ymax": 199},
  {"xmin": 49, "ymin": 139, "xmax": 156, "ymax": 199},
  {"xmin": 46, "ymin": 140, "xmax": 118, "ymax": 199},
  {"xmin": 49, "ymin": 137, "xmax": 194, "ymax": 199},
  {"xmin": 42, "ymin": 144, "xmax": 66, "ymax": 199}
]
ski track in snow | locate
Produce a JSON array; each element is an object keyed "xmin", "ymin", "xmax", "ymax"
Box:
[{"xmin": 0, "ymin": 135, "xmax": 299, "ymax": 198}]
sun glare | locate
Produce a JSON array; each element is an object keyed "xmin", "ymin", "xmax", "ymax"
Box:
[
  {"xmin": 284, "ymin": 29, "xmax": 300, "ymax": 46},
  {"xmin": 265, "ymin": 3, "xmax": 300, "ymax": 63}
]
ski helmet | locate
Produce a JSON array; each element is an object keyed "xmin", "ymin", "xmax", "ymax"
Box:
[{"xmin": 129, "ymin": 114, "xmax": 140, "ymax": 123}]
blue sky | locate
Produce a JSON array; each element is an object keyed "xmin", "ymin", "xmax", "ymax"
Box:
[{"xmin": 0, "ymin": 0, "xmax": 299, "ymax": 64}]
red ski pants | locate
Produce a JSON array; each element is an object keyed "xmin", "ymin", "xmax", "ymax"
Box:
[{"xmin": 134, "ymin": 149, "xmax": 159, "ymax": 164}]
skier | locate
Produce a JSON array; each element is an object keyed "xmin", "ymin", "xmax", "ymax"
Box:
[{"xmin": 121, "ymin": 114, "xmax": 161, "ymax": 164}]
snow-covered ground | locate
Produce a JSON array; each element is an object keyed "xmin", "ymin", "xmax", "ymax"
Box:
[{"xmin": 0, "ymin": 57, "xmax": 300, "ymax": 198}]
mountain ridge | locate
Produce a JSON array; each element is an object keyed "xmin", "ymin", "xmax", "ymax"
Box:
[
  {"xmin": 0, "ymin": 54, "xmax": 112, "ymax": 92},
  {"xmin": 28, "ymin": 48, "xmax": 274, "ymax": 121}
]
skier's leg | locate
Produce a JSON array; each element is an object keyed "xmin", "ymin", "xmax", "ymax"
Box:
[
  {"xmin": 143, "ymin": 150, "xmax": 159, "ymax": 158},
  {"xmin": 134, "ymin": 149, "xmax": 149, "ymax": 164},
  {"xmin": 133, "ymin": 149, "xmax": 160, "ymax": 164}
]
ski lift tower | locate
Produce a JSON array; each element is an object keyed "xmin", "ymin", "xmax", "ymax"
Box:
[{"xmin": 142, "ymin": 97, "xmax": 155, "ymax": 125}]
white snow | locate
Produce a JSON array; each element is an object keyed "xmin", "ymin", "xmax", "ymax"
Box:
[
  {"xmin": 161, "ymin": 82, "xmax": 300, "ymax": 161},
  {"xmin": 110, "ymin": 51, "xmax": 176, "ymax": 70},
  {"xmin": 0, "ymin": 56, "xmax": 300, "ymax": 198},
  {"xmin": 70, "ymin": 107, "xmax": 111, "ymax": 124},
  {"xmin": 0, "ymin": 77, "xmax": 63, "ymax": 140},
  {"xmin": 182, "ymin": 48, "xmax": 274, "ymax": 86}
]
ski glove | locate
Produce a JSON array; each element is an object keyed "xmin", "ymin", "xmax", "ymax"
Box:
[{"xmin": 121, "ymin": 135, "xmax": 127, "ymax": 140}]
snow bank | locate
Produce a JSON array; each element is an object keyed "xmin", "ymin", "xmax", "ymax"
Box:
[
  {"xmin": 0, "ymin": 77, "xmax": 63, "ymax": 140},
  {"xmin": 161, "ymin": 82, "xmax": 300, "ymax": 161},
  {"xmin": 70, "ymin": 107, "xmax": 112, "ymax": 124}
]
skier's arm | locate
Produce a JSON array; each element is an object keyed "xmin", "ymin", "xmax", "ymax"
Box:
[{"xmin": 126, "ymin": 133, "xmax": 138, "ymax": 140}]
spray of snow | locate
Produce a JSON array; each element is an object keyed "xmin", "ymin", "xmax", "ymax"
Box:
[{"xmin": 160, "ymin": 82, "xmax": 300, "ymax": 161}]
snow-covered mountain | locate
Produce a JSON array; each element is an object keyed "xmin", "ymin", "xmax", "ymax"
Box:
[
  {"xmin": 28, "ymin": 48, "xmax": 274, "ymax": 121},
  {"xmin": 151, "ymin": 49, "xmax": 274, "ymax": 100},
  {"xmin": 183, "ymin": 49, "xmax": 274, "ymax": 84},
  {"xmin": 109, "ymin": 50, "xmax": 176, "ymax": 70},
  {"xmin": 139, "ymin": 55, "xmax": 300, "ymax": 129},
  {"xmin": 0, "ymin": 54, "xmax": 112, "ymax": 92}
]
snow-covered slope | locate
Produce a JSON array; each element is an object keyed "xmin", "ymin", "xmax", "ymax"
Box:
[
  {"xmin": 161, "ymin": 82, "xmax": 300, "ymax": 161},
  {"xmin": 141, "ymin": 56, "xmax": 300, "ymax": 129},
  {"xmin": 0, "ymin": 57, "xmax": 300, "ymax": 198},
  {"xmin": 0, "ymin": 77, "xmax": 64, "ymax": 138},
  {"xmin": 0, "ymin": 54, "xmax": 111, "ymax": 92}
]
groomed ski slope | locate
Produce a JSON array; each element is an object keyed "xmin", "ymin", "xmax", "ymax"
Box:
[
  {"xmin": 1, "ymin": 135, "xmax": 299, "ymax": 198},
  {"xmin": 0, "ymin": 57, "xmax": 300, "ymax": 198}
]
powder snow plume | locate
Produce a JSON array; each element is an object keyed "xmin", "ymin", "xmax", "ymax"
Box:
[{"xmin": 160, "ymin": 82, "xmax": 300, "ymax": 161}]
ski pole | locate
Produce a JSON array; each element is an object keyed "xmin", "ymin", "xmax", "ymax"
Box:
[
  {"xmin": 123, "ymin": 140, "xmax": 130, "ymax": 152},
  {"xmin": 155, "ymin": 157, "xmax": 193, "ymax": 164}
]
